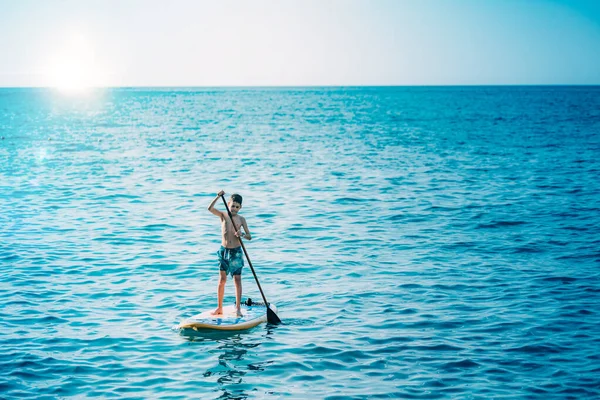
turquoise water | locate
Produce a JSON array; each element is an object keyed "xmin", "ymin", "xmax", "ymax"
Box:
[{"xmin": 1, "ymin": 87, "xmax": 599, "ymax": 399}]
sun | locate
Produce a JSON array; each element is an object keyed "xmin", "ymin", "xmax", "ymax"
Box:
[
  {"xmin": 48, "ymin": 57, "xmax": 92, "ymax": 94},
  {"xmin": 45, "ymin": 33, "xmax": 106, "ymax": 94}
]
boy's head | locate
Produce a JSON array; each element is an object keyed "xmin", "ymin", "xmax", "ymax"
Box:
[
  {"xmin": 230, "ymin": 194, "xmax": 243, "ymax": 205},
  {"xmin": 229, "ymin": 193, "xmax": 243, "ymax": 214}
]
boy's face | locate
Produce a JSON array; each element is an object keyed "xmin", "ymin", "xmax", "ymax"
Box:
[{"xmin": 229, "ymin": 201, "xmax": 242, "ymax": 215}]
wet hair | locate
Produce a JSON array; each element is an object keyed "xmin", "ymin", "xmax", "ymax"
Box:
[{"xmin": 230, "ymin": 193, "xmax": 243, "ymax": 205}]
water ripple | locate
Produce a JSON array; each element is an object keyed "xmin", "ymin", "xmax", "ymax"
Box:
[{"xmin": 1, "ymin": 87, "xmax": 600, "ymax": 398}]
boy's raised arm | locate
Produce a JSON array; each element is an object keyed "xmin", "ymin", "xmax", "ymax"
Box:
[{"xmin": 208, "ymin": 190, "xmax": 225, "ymax": 218}]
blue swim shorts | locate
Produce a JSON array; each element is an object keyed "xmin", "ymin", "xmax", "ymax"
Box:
[{"xmin": 217, "ymin": 246, "xmax": 244, "ymax": 277}]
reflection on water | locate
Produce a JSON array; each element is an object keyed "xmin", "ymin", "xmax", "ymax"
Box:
[{"xmin": 179, "ymin": 325, "xmax": 278, "ymax": 399}]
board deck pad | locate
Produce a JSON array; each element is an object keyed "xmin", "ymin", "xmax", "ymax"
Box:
[{"xmin": 179, "ymin": 303, "xmax": 276, "ymax": 331}]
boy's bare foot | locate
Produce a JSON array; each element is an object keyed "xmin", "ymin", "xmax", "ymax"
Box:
[
  {"xmin": 236, "ymin": 309, "xmax": 243, "ymax": 317},
  {"xmin": 211, "ymin": 307, "xmax": 223, "ymax": 315}
]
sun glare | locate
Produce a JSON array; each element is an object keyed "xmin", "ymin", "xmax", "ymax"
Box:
[
  {"xmin": 48, "ymin": 58, "xmax": 92, "ymax": 94},
  {"xmin": 45, "ymin": 33, "xmax": 107, "ymax": 94}
]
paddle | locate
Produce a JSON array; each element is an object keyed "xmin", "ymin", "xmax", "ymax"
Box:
[{"xmin": 220, "ymin": 194, "xmax": 282, "ymax": 324}]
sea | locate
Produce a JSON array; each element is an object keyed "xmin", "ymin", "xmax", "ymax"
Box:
[{"xmin": 1, "ymin": 86, "xmax": 599, "ymax": 399}]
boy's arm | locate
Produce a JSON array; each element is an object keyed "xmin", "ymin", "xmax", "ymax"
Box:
[
  {"xmin": 208, "ymin": 190, "xmax": 225, "ymax": 218},
  {"xmin": 239, "ymin": 216, "xmax": 251, "ymax": 240}
]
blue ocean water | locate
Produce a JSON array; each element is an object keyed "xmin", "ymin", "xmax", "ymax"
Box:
[{"xmin": 1, "ymin": 86, "xmax": 599, "ymax": 399}]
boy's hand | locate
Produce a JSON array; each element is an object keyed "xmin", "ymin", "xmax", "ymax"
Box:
[{"xmin": 217, "ymin": 190, "xmax": 225, "ymax": 197}]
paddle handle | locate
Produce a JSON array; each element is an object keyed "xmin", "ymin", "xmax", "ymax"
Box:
[{"xmin": 220, "ymin": 195, "xmax": 271, "ymax": 307}]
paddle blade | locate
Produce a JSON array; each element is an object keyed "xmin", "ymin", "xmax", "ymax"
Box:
[{"xmin": 267, "ymin": 305, "xmax": 282, "ymax": 324}]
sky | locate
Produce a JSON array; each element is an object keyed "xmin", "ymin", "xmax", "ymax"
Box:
[{"xmin": 1, "ymin": 0, "xmax": 599, "ymax": 87}]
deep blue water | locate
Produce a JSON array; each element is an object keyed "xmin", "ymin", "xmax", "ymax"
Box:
[{"xmin": 1, "ymin": 86, "xmax": 599, "ymax": 399}]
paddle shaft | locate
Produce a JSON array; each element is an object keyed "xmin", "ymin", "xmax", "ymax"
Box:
[{"xmin": 220, "ymin": 196, "xmax": 270, "ymax": 307}]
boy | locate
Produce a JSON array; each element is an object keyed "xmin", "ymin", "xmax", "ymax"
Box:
[{"xmin": 208, "ymin": 190, "xmax": 252, "ymax": 317}]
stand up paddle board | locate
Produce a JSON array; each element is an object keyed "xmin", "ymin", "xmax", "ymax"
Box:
[{"xmin": 179, "ymin": 301, "xmax": 277, "ymax": 331}]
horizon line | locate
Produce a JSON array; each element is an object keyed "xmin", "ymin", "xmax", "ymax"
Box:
[{"xmin": 1, "ymin": 84, "xmax": 600, "ymax": 89}]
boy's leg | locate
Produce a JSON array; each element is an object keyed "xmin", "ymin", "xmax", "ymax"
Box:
[
  {"xmin": 211, "ymin": 270, "xmax": 227, "ymax": 315},
  {"xmin": 233, "ymin": 274, "xmax": 243, "ymax": 316}
]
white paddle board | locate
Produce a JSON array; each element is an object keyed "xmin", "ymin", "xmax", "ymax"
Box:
[{"xmin": 179, "ymin": 303, "xmax": 277, "ymax": 331}]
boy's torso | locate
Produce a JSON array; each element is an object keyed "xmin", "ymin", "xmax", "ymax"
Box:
[{"xmin": 221, "ymin": 214, "xmax": 244, "ymax": 248}]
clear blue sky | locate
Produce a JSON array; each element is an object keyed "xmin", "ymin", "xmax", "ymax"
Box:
[{"xmin": 1, "ymin": 0, "xmax": 599, "ymax": 86}]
